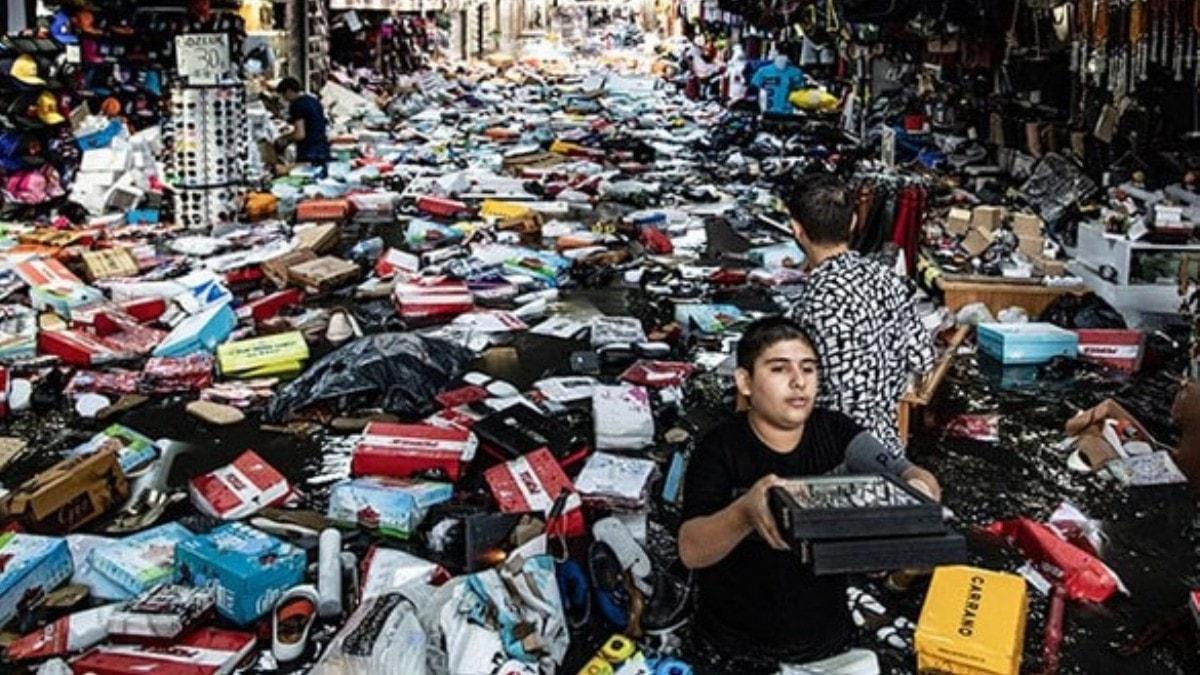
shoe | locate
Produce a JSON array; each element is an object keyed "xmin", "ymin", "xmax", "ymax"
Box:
[
  {"xmin": 272, "ymin": 585, "xmax": 319, "ymax": 663},
  {"xmin": 589, "ymin": 541, "xmax": 630, "ymax": 630},
  {"xmin": 326, "ymin": 310, "xmax": 355, "ymax": 345}
]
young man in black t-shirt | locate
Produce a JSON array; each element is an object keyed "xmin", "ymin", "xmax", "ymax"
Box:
[{"xmin": 678, "ymin": 317, "xmax": 941, "ymax": 673}]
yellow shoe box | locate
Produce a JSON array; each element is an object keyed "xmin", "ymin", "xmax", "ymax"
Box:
[
  {"xmin": 217, "ymin": 331, "xmax": 309, "ymax": 378},
  {"xmin": 480, "ymin": 199, "xmax": 535, "ymax": 221},
  {"xmin": 915, "ymin": 566, "xmax": 1028, "ymax": 675}
]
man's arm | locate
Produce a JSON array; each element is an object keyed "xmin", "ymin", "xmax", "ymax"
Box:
[
  {"xmin": 679, "ymin": 473, "xmax": 789, "ymax": 569},
  {"xmin": 291, "ymin": 117, "xmax": 307, "ymax": 143}
]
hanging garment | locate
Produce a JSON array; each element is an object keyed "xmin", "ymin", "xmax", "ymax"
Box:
[{"xmin": 890, "ymin": 186, "xmax": 927, "ymax": 276}]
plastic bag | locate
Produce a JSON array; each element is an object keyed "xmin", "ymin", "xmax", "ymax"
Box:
[
  {"xmin": 312, "ymin": 585, "xmax": 431, "ymax": 675},
  {"xmin": 265, "ymin": 333, "xmax": 472, "ymax": 422},
  {"xmin": 437, "ymin": 546, "xmax": 568, "ymax": 675},
  {"xmin": 1039, "ymin": 293, "xmax": 1127, "ymax": 330},
  {"xmin": 983, "ymin": 517, "xmax": 1125, "ymax": 603}
]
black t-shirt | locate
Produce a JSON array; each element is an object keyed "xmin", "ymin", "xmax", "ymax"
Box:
[
  {"xmin": 288, "ymin": 94, "xmax": 331, "ymax": 163},
  {"xmin": 681, "ymin": 409, "xmax": 862, "ymax": 660}
]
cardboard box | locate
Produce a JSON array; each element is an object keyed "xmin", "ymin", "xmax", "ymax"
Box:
[
  {"xmin": 0, "ymin": 532, "xmax": 73, "ymax": 628},
  {"xmin": 392, "ymin": 278, "xmax": 474, "ymax": 320},
  {"xmin": 348, "ymin": 192, "xmax": 397, "ymax": 224},
  {"xmin": 70, "ymin": 627, "xmax": 256, "ymax": 675},
  {"xmin": 1075, "ymin": 329, "xmax": 1144, "ymax": 372},
  {"xmin": 152, "ymin": 303, "xmax": 237, "ymax": 358},
  {"xmin": 327, "ymin": 477, "xmax": 454, "ymax": 539},
  {"xmin": 287, "ymin": 256, "xmax": 360, "ymax": 293},
  {"xmin": 189, "ymin": 450, "xmax": 291, "ymax": 520},
  {"xmin": 415, "ymin": 195, "xmax": 472, "ymax": 219},
  {"xmin": 106, "ymin": 585, "xmax": 216, "ymax": 640},
  {"xmin": 86, "ymin": 523, "xmax": 193, "ymax": 599},
  {"xmin": 216, "ymin": 331, "xmax": 309, "ymax": 378},
  {"xmin": 972, "ymin": 206, "xmax": 1005, "ymax": 232},
  {"xmin": 30, "ymin": 284, "xmax": 105, "ymax": 318},
  {"xmin": 960, "ymin": 228, "xmax": 994, "ymax": 258},
  {"xmin": 484, "ymin": 448, "xmax": 585, "ymax": 537},
  {"xmin": 351, "ymin": 422, "xmax": 477, "ymax": 482},
  {"xmin": 946, "ymin": 207, "xmax": 973, "ymax": 236},
  {"xmin": 473, "ymin": 404, "xmax": 588, "ymax": 467},
  {"xmin": 81, "ymin": 248, "xmax": 138, "ymax": 281},
  {"xmin": 295, "ymin": 198, "xmax": 350, "ymax": 222},
  {"xmin": 916, "ymin": 566, "xmax": 1028, "ymax": 675},
  {"xmin": 0, "ymin": 304, "xmax": 38, "ymax": 360},
  {"xmin": 68, "ymin": 424, "xmax": 159, "ymax": 476},
  {"xmin": 261, "ymin": 249, "xmax": 317, "ymax": 289},
  {"xmin": 38, "ymin": 330, "xmax": 128, "ymax": 367},
  {"xmin": 978, "ymin": 322, "xmax": 1078, "ymax": 365},
  {"xmin": 1034, "ymin": 256, "xmax": 1066, "ymax": 277},
  {"xmin": 293, "ymin": 222, "xmax": 340, "ymax": 253},
  {"xmin": 1017, "ymin": 235, "xmax": 1044, "ymax": 259},
  {"xmin": 1, "ymin": 449, "xmax": 129, "ymax": 533},
  {"xmin": 1011, "ymin": 213, "xmax": 1044, "ymax": 239},
  {"xmin": 175, "ymin": 523, "xmax": 306, "ymax": 626},
  {"xmin": 481, "ymin": 199, "xmax": 535, "ymax": 221},
  {"xmin": 14, "ymin": 257, "xmax": 83, "ymax": 288}
]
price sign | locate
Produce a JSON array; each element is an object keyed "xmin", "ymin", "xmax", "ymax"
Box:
[{"xmin": 175, "ymin": 33, "xmax": 231, "ymax": 85}]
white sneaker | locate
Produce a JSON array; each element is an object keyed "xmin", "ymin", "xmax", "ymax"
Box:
[{"xmin": 272, "ymin": 584, "xmax": 319, "ymax": 663}]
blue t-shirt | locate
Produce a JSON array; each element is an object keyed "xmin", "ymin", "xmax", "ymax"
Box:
[
  {"xmin": 288, "ymin": 94, "xmax": 330, "ymax": 163},
  {"xmin": 751, "ymin": 63, "xmax": 806, "ymax": 114}
]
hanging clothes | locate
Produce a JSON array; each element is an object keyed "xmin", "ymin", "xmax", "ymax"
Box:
[{"xmin": 890, "ymin": 185, "xmax": 927, "ymax": 276}]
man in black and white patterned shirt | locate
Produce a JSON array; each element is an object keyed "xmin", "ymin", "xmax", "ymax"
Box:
[{"xmin": 784, "ymin": 176, "xmax": 936, "ymax": 459}]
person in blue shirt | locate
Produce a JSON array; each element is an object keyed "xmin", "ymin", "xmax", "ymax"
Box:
[
  {"xmin": 751, "ymin": 54, "xmax": 807, "ymax": 115},
  {"xmin": 275, "ymin": 77, "xmax": 331, "ymax": 166}
]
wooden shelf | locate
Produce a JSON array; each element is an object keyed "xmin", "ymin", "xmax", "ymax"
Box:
[{"xmin": 898, "ymin": 324, "xmax": 971, "ymax": 445}]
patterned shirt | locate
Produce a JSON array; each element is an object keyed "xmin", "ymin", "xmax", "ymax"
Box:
[{"xmin": 789, "ymin": 251, "xmax": 935, "ymax": 458}]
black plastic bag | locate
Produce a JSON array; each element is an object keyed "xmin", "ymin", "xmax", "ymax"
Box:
[
  {"xmin": 266, "ymin": 333, "xmax": 472, "ymax": 422},
  {"xmin": 1039, "ymin": 293, "xmax": 1127, "ymax": 330}
]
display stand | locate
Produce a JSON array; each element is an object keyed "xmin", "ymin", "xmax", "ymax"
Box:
[{"xmin": 168, "ymin": 83, "xmax": 250, "ymax": 231}]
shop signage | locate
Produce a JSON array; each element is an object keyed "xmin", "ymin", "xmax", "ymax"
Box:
[{"xmin": 175, "ymin": 33, "xmax": 231, "ymax": 85}]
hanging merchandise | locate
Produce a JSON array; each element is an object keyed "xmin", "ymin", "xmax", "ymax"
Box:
[
  {"xmin": 329, "ymin": 11, "xmax": 435, "ymax": 81},
  {"xmin": 0, "ymin": 31, "xmax": 80, "ymax": 211},
  {"xmin": 167, "ymin": 83, "xmax": 251, "ymax": 231}
]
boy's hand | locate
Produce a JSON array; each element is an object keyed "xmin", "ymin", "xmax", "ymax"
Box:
[{"xmin": 738, "ymin": 474, "xmax": 790, "ymax": 551}]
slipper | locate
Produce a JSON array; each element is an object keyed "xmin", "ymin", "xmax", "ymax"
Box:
[
  {"xmin": 589, "ymin": 541, "xmax": 630, "ymax": 630},
  {"xmin": 593, "ymin": 516, "xmax": 652, "ymax": 595}
]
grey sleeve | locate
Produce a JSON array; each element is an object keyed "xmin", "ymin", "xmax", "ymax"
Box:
[{"xmin": 840, "ymin": 431, "xmax": 913, "ymax": 477}]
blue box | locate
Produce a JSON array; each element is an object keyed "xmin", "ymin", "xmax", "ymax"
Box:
[
  {"xmin": 153, "ymin": 303, "xmax": 237, "ymax": 358},
  {"xmin": 87, "ymin": 523, "xmax": 193, "ymax": 599},
  {"xmin": 327, "ymin": 478, "xmax": 453, "ymax": 539},
  {"xmin": 977, "ymin": 322, "xmax": 1079, "ymax": 366},
  {"xmin": 174, "ymin": 523, "xmax": 306, "ymax": 626},
  {"xmin": 0, "ymin": 533, "xmax": 72, "ymax": 627}
]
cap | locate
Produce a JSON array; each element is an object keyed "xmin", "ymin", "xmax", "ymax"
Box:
[
  {"xmin": 10, "ymin": 54, "xmax": 46, "ymax": 86},
  {"xmin": 100, "ymin": 97, "xmax": 121, "ymax": 117},
  {"xmin": 50, "ymin": 11, "xmax": 79, "ymax": 46},
  {"xmin": 35, "ymin": 92, "xmax": 65, "ymax": 125},
  {"xmin": 72, "ymin": 10, "xmax": 102, "ymax": 36}
]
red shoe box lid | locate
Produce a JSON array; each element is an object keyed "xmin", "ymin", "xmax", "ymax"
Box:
[
  {"xmin": 189, "ymin": 450, "xmax": 292, "ymax": 520},
  {"xmin": 352, "ymin": 422, "xmax": 476, "ymax": 482},
  {"xmin": 70, "ymin": 627, "xmax": 255, "ymax": 675},
  {"xmin": 484, "ymin": 448, "xmax": 584, "ymax": 537},
  {"xmin": 1075, "ymin": 329, "xmax": 1144, "ymax": 372}
]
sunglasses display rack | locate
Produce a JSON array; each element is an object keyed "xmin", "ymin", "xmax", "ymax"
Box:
[{"xmin": 167, "ymin": 82, "xmax": 250, "ymax": 230}]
